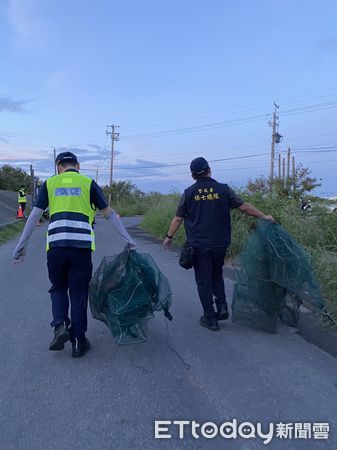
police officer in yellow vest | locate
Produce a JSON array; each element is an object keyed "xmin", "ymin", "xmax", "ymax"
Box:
[
  {"xmin": 13, "ymin": 152, "xmax": 136, "ymax": 358},
  {"xmin": 18, "ymin": 185, "xmax": 27, "ymax": 215}
]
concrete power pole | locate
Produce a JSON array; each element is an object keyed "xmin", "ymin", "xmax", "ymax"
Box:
[
  {"xmin": 106, "ymin": 124, "xmax": 120, "ymax": 207},
  {"xmin": 278, "ymin": 154, "xmax": 281, "ymax": 179},
  {"xmin": 30, "ymin": 164, "xmax": 35, "ymax": 209},
  {"xmin": 53, "ymin": 147, "xmax": 57, "ymax": 175},
  {"xmin": 287, "ymin": 147, "xmax": 291, "ymax": 184},
  {"xmin": 269, "ymin": 102, "xmax": 282, "ymax": 192},
  {"xmin": 282, "ymin": 158, "xmax": 285, "ymax": 185},
  {"xmin": 292, "ymin": 156, "xmax": 296, "ymax": 191}
]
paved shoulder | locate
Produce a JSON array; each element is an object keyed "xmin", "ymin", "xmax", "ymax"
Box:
[{"xmin": 0, "ymin": 217, "xmax": 336, "ymax": 449}]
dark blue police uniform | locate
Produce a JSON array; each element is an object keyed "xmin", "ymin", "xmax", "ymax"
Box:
[{"xmin": 176, "ymin": 177, "xmax": 243, "ymax": 319}]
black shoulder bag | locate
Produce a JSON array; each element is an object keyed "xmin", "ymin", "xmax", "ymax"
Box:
[{"xmin": 179, "ymin": 242, "xmax": 196, "ymax": 270}]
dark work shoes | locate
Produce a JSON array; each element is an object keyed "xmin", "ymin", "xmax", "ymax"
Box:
[
  {"xmin": 216, "ymin": 304, "xmax": 230, "ymax": 321},
  {"xmin": 71, "ymin": 337, "xmax": 91, "ymax": 358},
  {"xmin": 49, "ymin": 323, "xmax": 70, "ymax": 351},
  {"xmin": 49, "ymin": 325, "xmax": 90, "ymax": 357},
  {"xmin": 199, "ymin": 316, "xmax": 219, "ymax": 331}
]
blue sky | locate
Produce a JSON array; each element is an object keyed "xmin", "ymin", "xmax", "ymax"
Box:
[{"xmin": 1, "ymin": 0, "xmax": 337, "ymax": 195}]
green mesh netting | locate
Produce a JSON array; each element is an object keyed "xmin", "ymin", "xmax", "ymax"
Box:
[
  {"xmin": 89, "ymin": 249, "xmax": 172, "ymax": 345},
  {"xmin": 232, "ymin": 219, "xmax": 325, "ymax": 333}
]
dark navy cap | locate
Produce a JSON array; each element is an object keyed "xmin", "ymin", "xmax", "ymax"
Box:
[
  {"xmin": 190, "ymin": 157, "xmax": 210, "ymax": 175},
  {"xmin": 55, "ymin": 151, "xmax": 78, "ymax": 165}
]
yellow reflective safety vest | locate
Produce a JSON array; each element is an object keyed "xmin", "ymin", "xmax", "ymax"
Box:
[
  {"xmin": 18, "ymin": 189, "xmax": 26, "ymax": 203},
  {"xmin": 46, "ymin": 171, "xmax": 96, "ymax": 251}
]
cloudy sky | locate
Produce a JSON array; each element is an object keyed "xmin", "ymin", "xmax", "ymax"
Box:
[{"xmin": 1, "ymin": 0, "xmax": 337, "ymax": 195}]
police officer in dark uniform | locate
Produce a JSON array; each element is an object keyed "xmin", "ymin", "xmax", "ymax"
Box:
[
  {"xmin": 163, "ymin": 157, "xmax": 274, "ymax": 331},
  {"xmin": 13, "ymin": 152, "xmax": 136, "ymax": 357}
]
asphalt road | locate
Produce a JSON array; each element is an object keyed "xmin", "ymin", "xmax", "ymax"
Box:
[
  {"xmin": 0, "ymin": 216, "xmax": 337, "ymax": 450},
  {"xmin": 0, "ymin": 190, "xmax": 31, "ymax": 226}
]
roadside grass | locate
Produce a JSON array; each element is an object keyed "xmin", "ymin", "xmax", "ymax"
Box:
[
  {"xmin": 0, "ymin": 221, "xmax": 25, "ymax": 246},
  {"xmin": 309, "ymin": 248, "xmax": 337, "ymax": 321},
  {"xmin": 111, "ymin": 192, "xmax": 165, "ymax": 217},
  {"xmin": 141, "ymin": 194, "xmax": 186, "ymax": 245},
  {"xmin": 141, "ymin": 193, "xmax": 337, "ymax": 324}
]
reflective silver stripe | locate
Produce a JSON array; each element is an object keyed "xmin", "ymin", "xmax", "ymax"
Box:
[
  {"xmin": 48, "ymin": 220, "xmax": 92, "ymax": 231},
  {"xmin": 47, "ymin": 233, "xmax": 93, "ymax": 243}
]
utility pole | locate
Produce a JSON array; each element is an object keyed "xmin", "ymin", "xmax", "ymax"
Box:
[
  {"xmin": 287, "ymin": 147, "xmax": 291, "ymax": 182},
  {"xmin": 292, "ymin": 156, "xmax": 296, "ymax": 191},
  {"xmin": 106, "ymin": 124, "xmax": 120, "ymax": 207},
  {"xmin": 52, "ymin": 147, "xmax": 57, "ymax": 175},
  {"xmin": 282, "ymin": 157, "xmax": 285, "ymax": 185},
  {"xmin": 269, "ymin": 102, "xmax": 282, "ymax": 192},
  {"xmin": 30, "ymin": 164, "xmax": 35, "ymax": 209},
  {"xmin": 278, "ymin": 154, "xmax": 281, "ymax": 179},
  {"xmin": 95, "ymin": 167, "xmax": 99, "ymax": 184}
]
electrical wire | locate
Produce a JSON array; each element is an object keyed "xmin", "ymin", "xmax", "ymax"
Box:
[
  {"xmin": 120, "ymin": 100, "xmax": 337, "ymax": 141},
  {"xmin": 120, "ymin": 87, "xmax": 337, "ymax": 130}
]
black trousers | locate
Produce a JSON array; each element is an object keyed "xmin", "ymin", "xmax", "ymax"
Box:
[
  {"xmin": 194, "ymin": 246, "xmax": 228, "ymax": 319},
  {"xmin": 47, "ymin": 247, "xmax": 93, "ymax": 339},
  {"xmin": 20, "ymin": 202, "xmax": 26, "ymax": 213}
]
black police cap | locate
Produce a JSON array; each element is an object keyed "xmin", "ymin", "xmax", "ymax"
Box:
[
  {"xmin": 190, "ymin": 157, "xmax": 210, "ymax": 175},
  {"xmin": 55, "ymin": 151, "xmax": 78, "ymax": 165}
]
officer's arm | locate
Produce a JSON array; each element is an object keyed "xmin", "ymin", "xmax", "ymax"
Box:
[
  {"xmin": 163, "ymin": 216, "xmax": 184, "ymax": 249},
  {"xmin": 238, "ymin": 203, "xmax": 275, "ymax": 222},
  {"xmin": 167, "ymin": 216, "xmax": 184, "ymax": 238},
  {"xmin": 166, "ymin": 192, "xmax": 185, "ymax": 238},
  {"xmin": 100, "ymin": 207, "xmax": 136, "ymax": 249},
  {"xmin": 12, "ymin": 207, "xmax": 44, "ymax": 261}
]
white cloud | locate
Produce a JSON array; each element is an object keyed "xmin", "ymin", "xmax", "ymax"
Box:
[
  {"xmin": 8, "ymin": 0, "xmax": 33, "ymax": 37},
  {"xmin": 6, "ymin": 0, "xmax": 46, "ymax": 48},
  {"xmin": 0, "ymin": 141, "xmax": 49, "ymax": 162}
]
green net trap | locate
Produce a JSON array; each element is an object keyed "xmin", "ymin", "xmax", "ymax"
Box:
[
  {"xmin": 89, "ymin": 249, "xmax": 172, "ymax": 345},
  {"xmin": 232, "ymin": 219, "xmax": 325, "ymax": 333}
]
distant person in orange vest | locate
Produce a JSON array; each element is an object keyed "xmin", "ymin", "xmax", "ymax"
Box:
[{"xmin": 18, "ymin": 185, "xmax": 27, "ymax": 215}]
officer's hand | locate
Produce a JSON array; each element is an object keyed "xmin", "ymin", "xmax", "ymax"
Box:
[
  {"xmin": 262, "ymin": 214, "xmax": 276, "ymax": 223},
  {"xmin": 163, "ymin": 237, "xmax": 173, "ymax": 250},
  {"xmin": 125, "ymin": 241, "xmax": 137, "ymax": 251},
  {"xmin": 13, "ymin": 246, "xmax": 26, "ymax": 264}
]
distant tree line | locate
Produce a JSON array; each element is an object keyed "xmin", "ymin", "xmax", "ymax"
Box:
[
  {"xmin": 0, "ymin": 165, "xmax": 34, "ymax": 192},
  {"xmin": 0, "ymin": 162, "xmax": 322, "ymax": 205},
  {"xmin": 102, "ymin": 180, "xmax": 163, "ymax": 215}
]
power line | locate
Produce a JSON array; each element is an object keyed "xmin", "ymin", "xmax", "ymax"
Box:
[
  {"xmin": 115, "ymin": 132, "xmax": 337, "ymax": 161},
  {"xmin": 80, "ymin": 151, "xmax": 272, "ymax": 172},
  {"xmin": 121, "ymin": 114, "xmax": 269, "ymax": 140},
  {"xmin": 16, "ymin": 91, "xmax": 337, "ymax": 151},
  {"xmin": 120, "ymin": 87, "xmax": 337, "ymax": 129},
  {"xmin": 80, "ymin": 157, "xmax": 337, "ymax": 181},
  {"xmin": 81, "ymin": 146, "xmax": 337, "ymax": 173},
  {"xmin": 120, "ymin": 100, "xmax": 337, "ymax": 141}
]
